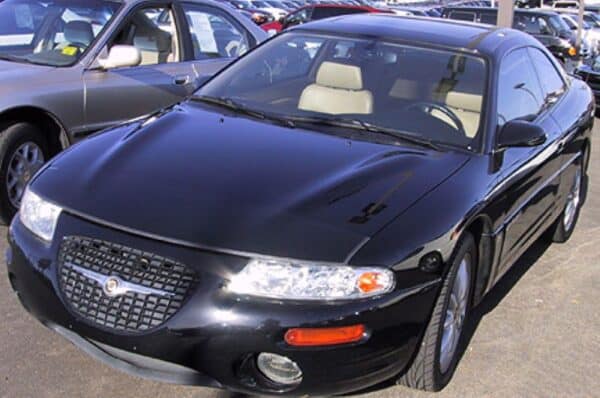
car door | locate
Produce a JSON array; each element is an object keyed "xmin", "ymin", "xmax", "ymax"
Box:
[
  {"xmin": 82, "ymin": 3, "xmax": 196, "ymax": 134},
  {"xmin": 494, "ymin": 48, "xmax": 563, "ymax": 279},
  {"xmin": 528, "ymin": 47, "xmax": 590, "ymax": 211},
  {"xmin": 179, "ymin": 2, "xmax": 253, "ymax": 83}
]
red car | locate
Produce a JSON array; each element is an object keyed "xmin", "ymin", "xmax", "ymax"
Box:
[{"xmin": 261, "ymin": 4, "xmax": 394, "ymax": 33}]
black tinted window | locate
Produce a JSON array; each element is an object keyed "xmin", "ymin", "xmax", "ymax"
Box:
[
  {"xmin": 480, "ymin": 13, "xmax": 497, "ymax": 25},
  {"xmin": 449, "ymin": 11, "xmax": 476, "ymax": 22},
  {"xmin": 497, "ymin": 49, "xmax": 543, "ymax": 126},
  {"xmin": 528, "ymin": 47, "xmax": 565, "ymax": 97},
  {"xmin": 311, "ymin": 7, "xmax": 366, "ymax": 20}
]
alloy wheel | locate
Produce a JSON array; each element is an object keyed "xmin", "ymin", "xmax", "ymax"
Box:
[
  {"xmin": 563, "ymin": 165, "xmax": 582, "ymax": 232},
  {"xmin": 6, "ymin": 142, "xmax": 45, "ymax": 208},
  {"xmin": 439, "ymin": 255, "xmax": 470, "ymax": 374}
]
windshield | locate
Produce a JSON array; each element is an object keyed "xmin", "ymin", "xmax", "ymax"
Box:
[
  {"xmin": 0, "ymin": 0, "xmax": 120, "ymax": 67},
  {"xmin": 548, "ymin": 15, "xmax": 571, "ymax": 33},
  {"xmin": 196, "ymin": 33, "xmax": 487, "ymax": 151}
]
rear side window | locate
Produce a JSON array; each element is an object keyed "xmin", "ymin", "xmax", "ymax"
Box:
[
  {"xmin": 448, "ymin": 11, "xmax": 476, "ymax": 22},
  {"xmin": 528, "ymin": 47, "xmax": 566, "ymax": 97},
  {"xmin": 182, "ymin": 4, "xmax": 250, "ymax": 60},
  {"xmin": 497, "ymin": 48, "xmax": 544, "ymax": 126}
]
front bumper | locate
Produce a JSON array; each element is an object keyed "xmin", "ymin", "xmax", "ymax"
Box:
[{"xmin": 6, "ymin": 212, "xmax": 440, "ymax": 396}]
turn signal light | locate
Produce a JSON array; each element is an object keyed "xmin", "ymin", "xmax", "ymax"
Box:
[
  {"xmin": 568, "ymin": 47, "xmax": 577, "ymax": 57},
  {"xmin": 285, "ymin": 325, "xmax": 366, "ymax": 347}
]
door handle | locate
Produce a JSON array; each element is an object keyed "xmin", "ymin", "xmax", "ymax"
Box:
[{"xmin": 173, "ymin": 75, "xmax": 191, "ymax": 86}]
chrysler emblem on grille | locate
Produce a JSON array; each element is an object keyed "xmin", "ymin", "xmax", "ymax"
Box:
[{"xmin": 67, "ymin": 263, "xmax": 174, "ymax": 298}]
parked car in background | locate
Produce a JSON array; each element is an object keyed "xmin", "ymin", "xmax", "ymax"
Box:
[
  {"xmin": 443, "ymin": 7, "xmax": 581, "ymax": 65},
  {"xmin": 261, "ymin": 4, "xmax": 393, "ymax": 33},
  {"xmin": 576, "ymin": 56, "xmax": 600, "ymax": 103},
  {"xmin": 557, "ymin": 13, "xmax": 598, "ymax": 58},
  {"xmin": 0, "ymin": 0, "xmax": 267, "ymax": 223},
  {"xmin": 8, "ymin": 14, "xmax": 593, "ymax": 397}
]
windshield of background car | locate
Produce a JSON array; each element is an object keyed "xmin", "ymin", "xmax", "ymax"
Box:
[
  {"xmin": 0, "ymin": 0, "xmax": 120, "ymax": 67},
  {"xmin": 196, "ymin": 33, "xmax": 488, "ymax": 151}
]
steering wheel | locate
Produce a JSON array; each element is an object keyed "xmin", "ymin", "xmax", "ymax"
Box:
[{"xmin": 404, "ymin": 101, "xmax": 466, "ymax": 137}]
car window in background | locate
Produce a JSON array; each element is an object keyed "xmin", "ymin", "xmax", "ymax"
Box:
[
  {"xmin": 110, "ymin": 6, "xmax": 179, "ymax": 66},
  {"xmin": 311, "ymin": 7, "xmax": 368, "ymax": 20},
  {"xmin": 182, "ymin": 4, "xmax": 250, "ymax": 60},
  {"xmin": 196, "ymin": 32, "xmax": 488, "ymax": 150},
  {"xmin": 514, "ymin": 15, "xmax": 552, "ymax": 35},
  {"xmin": 548, "ymin": 14, "xmax": 571, "ymax": 33},
  {"xmin": 480, "ymin": 12, "xmax": 497, "ymax": 25},
  {"xmin": 0, "ymin": 0, "xmax": 119, "ymax": 66},
  {"xmin": 285, "ymin": 7, "xmax": 311, "ymax": 27},
  {"xmin": 528, "ymin": 47, "xmax": 565, "ymax": 97},
  {"xmin": 448, "ymin": 11, "xmax": 476, "ymax": 22},
  {"xmin": 497, "ymin": 48, "xmax": 543, "ymax": 127}
]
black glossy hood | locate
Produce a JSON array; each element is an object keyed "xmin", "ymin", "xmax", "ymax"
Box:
[{"xmin": 34, "ymin": 103, "xmax": 470, "ymax": 263}]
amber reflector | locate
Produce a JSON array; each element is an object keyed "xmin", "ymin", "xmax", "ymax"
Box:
[{"xmin": 285, "ymin": 325, "xmax": 366, "ymax": 347}]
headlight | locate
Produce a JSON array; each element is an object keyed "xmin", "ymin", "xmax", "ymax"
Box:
[
  {"xmin": 20, "ymin": 188, "xmax": 62, "ymax": 242},
  {"xmin": 228, "ymin": 258, "xmax": 395, "ymax": 300}
]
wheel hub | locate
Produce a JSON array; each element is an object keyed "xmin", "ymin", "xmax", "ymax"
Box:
[
  {"xmin": 563, "ymin": 166, "xmax": 582, "ymax": 232},
  {"xmin": 6, "ymin": 142, "xmax": 45, "ymax": 208},
  {"xmin": 440, "ymin": 257, "xmax": 470, "ymax": 374}
]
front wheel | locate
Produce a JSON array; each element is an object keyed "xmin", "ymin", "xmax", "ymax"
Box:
[
  {"xmin": 0, "ymin": 122, "xmax": 48, "ymax": 224},
  {"xmin": 398, "ymin": 233, "xmax": 476, "ymax": 391}
]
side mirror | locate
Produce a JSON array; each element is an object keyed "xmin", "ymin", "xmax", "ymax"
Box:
[
  {"xmin": 497, "ymin": 120, "xmax": 547, "ymax": 148},
  {"xmin": 98, "ymin": 45, "xmax": 141, "ymax": 70}
]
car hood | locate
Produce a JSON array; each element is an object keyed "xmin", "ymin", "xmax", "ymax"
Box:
[
  {"xmin": 34, "ymin": 103, "xmax": 469, "ymax": 263},
  {"xmin": 0, "ymin": 59, "xmax": 51, "ymax": 80}
]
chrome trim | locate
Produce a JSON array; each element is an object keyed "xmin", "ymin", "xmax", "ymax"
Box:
[{"xmin": 68, "ymin": 263, "xmax": 174, "ymax": 298}]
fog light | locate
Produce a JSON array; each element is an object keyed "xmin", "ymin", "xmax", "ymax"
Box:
[{"xmin": 256, "ymin": 353, "xmax": 302, "ymax": 385}]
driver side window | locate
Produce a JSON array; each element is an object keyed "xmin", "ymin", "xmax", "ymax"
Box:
[
  {"xmin": 109, "ymin": 6, "xmax": 180, "ymax": 66},
  {"xmin": 497, "ymin": 48, "xmax": 544, "ymax": 127}
]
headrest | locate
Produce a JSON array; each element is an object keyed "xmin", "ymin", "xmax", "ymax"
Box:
[
  {"xmin": 64, "ymin": 21, "xmax": 94, "ymax": 47},
  {"xmin": 316, "ymin": 61, "xmax": 364, "ymax": 90},
  {"xmin": 444, "ymin": 92, "xmax": 483, "ymax": 112}
]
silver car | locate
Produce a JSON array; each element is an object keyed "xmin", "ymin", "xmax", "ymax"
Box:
[{"xmin": 0, "ymin": 0, "xmax": 267, "ymax": 223}]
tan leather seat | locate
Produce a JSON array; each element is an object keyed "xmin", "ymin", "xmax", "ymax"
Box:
[
  {"xmin": 298, "ymin": 62, "xmax": 373, "ymax": 115},
  {"xmin": 389, "ymin": 77, "xmax": 482, "ymax": 138},
  {"xmin": 443, "ymin": 92, "xmax": 482, "ymax": 138}
]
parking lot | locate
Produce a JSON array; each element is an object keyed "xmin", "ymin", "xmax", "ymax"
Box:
[{"xmin": 0, "ymin": 123, "xmax": 597, "ymax": 398}]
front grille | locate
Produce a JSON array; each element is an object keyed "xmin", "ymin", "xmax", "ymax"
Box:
[{"xmin": 58, "ymin": 236, "xmax": 198, "ymax": 333}]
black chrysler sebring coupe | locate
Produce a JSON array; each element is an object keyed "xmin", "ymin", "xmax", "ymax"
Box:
[{"xmin": 6, "ymin": 15, "xmax": 594, "ymax": 396}]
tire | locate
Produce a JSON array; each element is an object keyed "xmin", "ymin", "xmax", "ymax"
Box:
[
  {"xmin": 398, "ymin": 233, "xmax": 476, "ymax": 392},
  {"xmin": 0, "ymin": 122, "xmax": 49, "ymax": 225},
  {"xmin": 548, "ymin": 152, "xmax": 585, "ymax": 243}
]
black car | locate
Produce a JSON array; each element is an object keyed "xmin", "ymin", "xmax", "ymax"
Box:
[
  {"xmin": 7, "ymin": 15, "xmax": 594, "ymax": 396},
  {"xmin": 443, "ymin": 7, "xmax": 580, "ymax": 64},
  {"xmin": 576, "ymin": 61, "xmax": 600, "ymax": 102}
]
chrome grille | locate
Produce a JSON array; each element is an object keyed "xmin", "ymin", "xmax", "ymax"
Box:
[{"xmin": 58, "ymin": 236, "xmax": 198, "ymax": 333}]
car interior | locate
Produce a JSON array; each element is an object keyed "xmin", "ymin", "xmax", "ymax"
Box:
[
  {"xmin": 220, "ymin": 37, "xmax": 486, "ymax": 148},
  {"xmin": 111, "ymin": 7, "xmax": 179, "ymax": 66}
]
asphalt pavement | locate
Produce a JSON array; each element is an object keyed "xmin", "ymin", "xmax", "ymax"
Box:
[{"xmin": 1, "ymin": 126, "xmax": 599, "ymax": 398}]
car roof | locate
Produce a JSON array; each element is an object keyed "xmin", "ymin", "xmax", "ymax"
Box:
[{"xmin": 291, "ymin": 14, "xmax": 538, "ymax": 58}]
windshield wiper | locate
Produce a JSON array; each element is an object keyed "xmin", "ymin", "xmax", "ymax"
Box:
[
  {"xmin": 290, "ymin": 116, "xmax": 443, "ymax": 151},
  {"xmin": 191, "ymin": 95, "xmax": 296, "ymax": 128}
]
